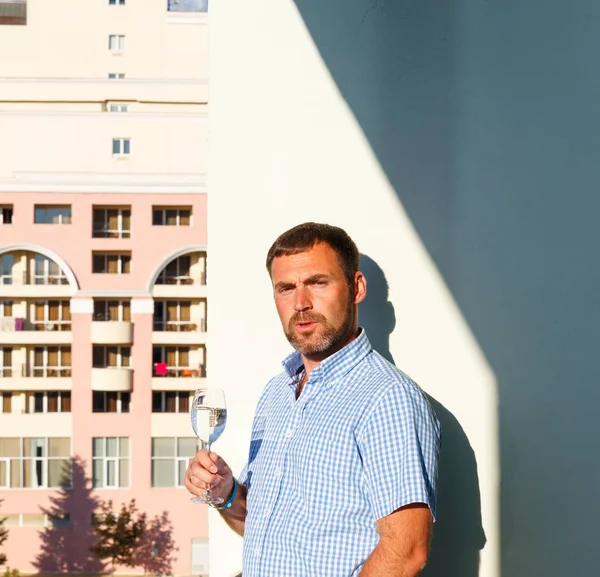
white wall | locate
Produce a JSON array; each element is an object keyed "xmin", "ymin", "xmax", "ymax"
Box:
[{"xmin": 208, "ymin": 2, "xmax": 499, "ymax": 576}]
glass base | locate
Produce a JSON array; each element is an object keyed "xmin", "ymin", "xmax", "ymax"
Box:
[{"xmin": 190, "ymin": 490, "xmax": 224, "ymax": 506}]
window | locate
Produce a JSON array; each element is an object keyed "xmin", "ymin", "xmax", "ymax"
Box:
[
  {"xmin": 1, "ymin": 393, "xmax": 11, "ymax": 413},
  {"xmin": 109, "ymin": 104, "xmax": 128, "ymax": 112},
  {"xmin": 3, "ymin": 513, "xmax": 70, "ymax": 527},
  {"xmin": 108, "ymin": 73, "xmax": 125, "ymax": 79},
  {"xmin": 92, "ymin": 252, "xmax": 131, "ymax": 274},
  {"xmin": 151, "ymin": 437, "xmax": 198, "ymax": 488},
  {"xmin": 31, "ymin": 255, "xmax": 68, "ymax": 285},
  {"xmin": 92, "ymin": 437, "xmax": 129, "ymax": 488},
  {"xmin": 1, "ymin": 301, "xmax": 12, "ymax": 317},
  {"xmin": 112, "ymin": 138, "xmax": 131, "ymax": 156},
  {"xmin": 93, "ymin": 346, "xmax": 131, "ymax": 368},
  {"xmin": 152, "ymin": 391, "xmax": 190, "ymax": 413},
  {"xmin": 167, "ymin": 0, "xmax": 208, "ymax": 13},
  {"xmin": 0, "ymin": 206, "xmax": 13, "ymax": 224},
  {"xmin": 152, "ymin": 207, "xmax": 192, "ymax": 226},
  {"xmin": 191, "ymin": 539, "xmax": 209, "ymax": 577},
  {"xmin": 93, "ymin": 391, "xmax": 130, "ymax": 413},
  {"xmin": 32, "ymin": 346, "xmax": 71, "ymax": 378},
  {"xmin": 154, "ymin": 300, "xmax": 196, "ymax": 331},
  {"xmin": 93, "ymin": 300, "xmax": 131, "ymax": 322},
  {"xmin": 92, "ymin": 207, "xmax": 131, "ymax": 238},
  {"xmin": 34, "ymin": 205, "xmax": 71, "ymax": 225},
  {"xmin": 33, "ymin": 300, "xmax": 71, "ymax": 331},
  {"xmin": 153, "ymin": 346, "xmax": 206, "ymax": 377},
  {"xmin": 109, "ymin": 0, "xmax": 126, "ymax": 5},
  {"xmin": 25, "ymin": 392, "xmax": 71, "ymax": 414},
  {"xmin": 0, "ymin": 348, "xmax": 12, "ymax": 378},
  {"xmin": 0, "ymin": 438, "xmax": 71, "ymax": 489},
  {"xmin": 108, "ymin": 34, "xmax": 126, "ymax": 52},
  {"xmin": 156, "ymin": 255, "xmax": 195, "ymax": 285},
  {"xmin": 0, "ymin": 1, "xmax": 27, "ymax": 25},
  {"xmin": 0, "ymin": 254, "xmax": 13, "ymax": 285}
]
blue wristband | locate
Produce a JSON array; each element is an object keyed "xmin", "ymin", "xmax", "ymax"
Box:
[{"xmin": 211, "ymin": 477, "xmax": 238, "ymax": 510}]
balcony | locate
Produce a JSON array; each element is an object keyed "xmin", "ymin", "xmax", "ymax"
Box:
[
  {"xmin": 152, "ymin": 272, "xmax": 206, "ymax": 299},
  {"xmin": 91, "ymin": 367, "xmax": 133, "ymax": 392},
  {"xmin": 152, "ymin": 319, "xmax": 207, "ymax": 345},
  {"xmin": 0, "ymin": 365, "xmax": 72, "ymax": 391},
  {"xmin": 0, "ymin": 317, "xmax": 72, "ymax": 345},
  {"xmin": 91, "ymin": 321, "xmax": 133, "ymax": 345},
  {"xmin": 0, "ymin": 272, "xmax": 73, "ymax": 298},
  {"xmin": 151, "ymin": 364, "xmax": 206, "ymax": 390}
]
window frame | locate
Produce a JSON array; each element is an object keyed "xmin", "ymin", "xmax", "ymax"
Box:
[
  {"xmin": 92, "ymin": 391, "xmax": 131, "ymax": 414},
  {"xmin": 92, "ymin": 207, "xmax": 131, "ymax": 238},
  {"xmin": 33, "ymin": 205, "xmax": 72, "ymax": 225},
  {"xmin": 152, "ymin": 207, "xmax": 192, "ymax": 227},
  {"xmin": 25, "ymin": 391, "xmax": 71, "ymax": 414},
  {"xmin": 32, "ymin": 300, "xmax": 71, "ymax": 331},
  {"xmin": 112, "ymin": 138, "xmax": 131, "ymax": 156},
  {"xmin": 0, "ymin": 206, "xmax": 13, "ymax": 225},
  {"xmin": 0, "ymin": 347, "xmax": 12, "ymax": 378},
  {"xmin": 0, "ymin": 437, "xmax": 71, "ymax": 490},
  {"xmin": 92, "ymin": 437, "xmax": 130, "ymax": 489},
  {"xmin": 93, "ymin": 300, "xmax": 131, "ymax": 322},
  {"xmin": 151, "ymin": 437, "xmax": 199, "ymax": 488},
  {"xmin": 108, "ymin": 34, "xmax": 126, "ymax": 52},
  {"xmin": 31, "ymin": 346, "xmax": 72, "ymax": 378},
  {"xmin": 92, "ymin": 252, "xmax": 132, "ymax": 275},
  {"xmin": 92, "ymin": 345, "xmax": 131, "ymax": 368},
  {"xmin": 152, "ymin": 391, "xmax": 191, "ymax": 413}
]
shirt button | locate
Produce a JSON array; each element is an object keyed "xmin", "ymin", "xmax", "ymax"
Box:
[
  {"xmin": 286, "ymin": 428, "xmax": 294, "ymax": 438},
  {"xmin": 275, "ymin": 469, "xmax": 282, "ymax": 478}
]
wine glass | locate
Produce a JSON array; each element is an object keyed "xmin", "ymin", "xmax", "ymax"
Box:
[{"xmin": 190, "ymin": 388, "xmax": 227, "ymax": 505}]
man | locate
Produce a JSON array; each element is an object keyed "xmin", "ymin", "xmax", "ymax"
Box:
[{"xmin": 185, "ymin": 222, "xmax": 441, "ymax": 576}]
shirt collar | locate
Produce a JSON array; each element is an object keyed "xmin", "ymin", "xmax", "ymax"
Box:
[{"xmin": 281, "ymin": 328, "xmax": 372, "ymax": 385}]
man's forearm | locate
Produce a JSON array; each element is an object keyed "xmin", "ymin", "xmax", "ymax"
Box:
[
  {"xmin": 217, "ymin": 482, "xmax": 248, "ymax": 537},
  {"xmin": 359, "ymin": 539, "xmax": 428, "ymax": 577}
]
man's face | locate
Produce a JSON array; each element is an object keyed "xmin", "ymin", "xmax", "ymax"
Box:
[{"xmin": 270, "ymin": 242, "xmax": 365, "ymax": 357}]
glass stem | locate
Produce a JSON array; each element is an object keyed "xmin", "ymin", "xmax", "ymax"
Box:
[{"xmin": 204, "ymin": 442, "xmax": 212, "ymax": 499}]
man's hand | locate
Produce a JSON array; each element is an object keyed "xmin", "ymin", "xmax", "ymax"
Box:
[{"xmin": 185, "ymin": 449, "xmax": 234, "ymax": 503}]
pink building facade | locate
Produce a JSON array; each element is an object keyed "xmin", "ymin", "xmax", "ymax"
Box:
[{"xmin": 0, "ymin": 191, "xmax": 209, "ymax": 575}]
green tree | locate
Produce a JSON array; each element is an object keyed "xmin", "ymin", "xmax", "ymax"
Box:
[
  {"xmin": 0, "ymin": 498, "xmax": 9, "ymax": 567},
  {"xmin": 90, "ymin": 499, "xmax": 146, "ymax": 572}
]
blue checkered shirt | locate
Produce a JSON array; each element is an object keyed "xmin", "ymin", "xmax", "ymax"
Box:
[{"xmin": 239, "ymin": 329, "xmax": 441, "ymax": 576}]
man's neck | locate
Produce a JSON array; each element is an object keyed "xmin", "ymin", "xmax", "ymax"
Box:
[{"xmin": 300, "ymin": 326, "xmax": 360, "ymax": 380}]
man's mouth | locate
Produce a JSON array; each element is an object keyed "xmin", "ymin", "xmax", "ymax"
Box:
[{"xmin": 295, "ymin": 320, "xmax": 318, "ymax": 332}]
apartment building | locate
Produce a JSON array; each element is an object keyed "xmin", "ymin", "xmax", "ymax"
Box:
[{"xmin": 0, "ymin": 1, "xmax": 210, "ymax": 575}]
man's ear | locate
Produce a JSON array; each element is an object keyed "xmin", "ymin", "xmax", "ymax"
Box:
[{"xmin": 354, "ymin": 272, "xmax": 367, "ymax": 305}]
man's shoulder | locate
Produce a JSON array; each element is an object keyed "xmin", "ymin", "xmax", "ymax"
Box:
[{"xmin": 353, "ymin": 351, "xmax": 434, "ymax": 412}]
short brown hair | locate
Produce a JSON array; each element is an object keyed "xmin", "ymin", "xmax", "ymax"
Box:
[{"xmin": 266, "ymin": 222, "xmax": 360, "ymax": 286}]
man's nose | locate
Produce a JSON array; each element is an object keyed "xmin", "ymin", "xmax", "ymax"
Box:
[{"xmin": 293, "ymin": 286, "xmax": 312, "ymax": 311}]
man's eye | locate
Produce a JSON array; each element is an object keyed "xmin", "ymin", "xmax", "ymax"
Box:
[
  {"xmin": 316, "ymin": 280, "xmax": 327, "ymax": 286},
  {"xmin": 278, "ymin": 287, "xmax": 292, "ymax": 294}
]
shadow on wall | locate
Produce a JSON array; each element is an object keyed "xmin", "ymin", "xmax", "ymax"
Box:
[
  {"xmin": 34, "ymin": 456, "xmax": 105, "ymax": 573},
  {"xmin": 360, "ymin": 255, "xmax": 486, "ymax": 577},
  {"xmin": 294, "ymin": 2, "xmax": 600, "ymax": 576}
]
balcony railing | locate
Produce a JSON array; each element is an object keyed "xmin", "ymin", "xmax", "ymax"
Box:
[
  {"xmin": 155, "ymin": 272, "xmax": 206, "ymax": 286},
  {"xmin": 93, "ymin": 312, "xmax": 130, "ymax": 322},
  {"xmin": 3, "ymin": 364, "xmax": 73, "ymax": 378},
  {"xmin": 153, "ymin": 364, "xmax": 206, "ymax": 378},
  {"xmin": 92, "ymin": 227, "xmax": 131, "ymax": 239},
  {"xmin": 0, "ymin": 318, "xmax": 71, "ymax": 332},
  {"xmin": 153, "ymin": 319, "xmax": 207, "ymax": 332},
  {"xmin": 0, "ymin": 272, "xmax": 69, "ymax": 286}
]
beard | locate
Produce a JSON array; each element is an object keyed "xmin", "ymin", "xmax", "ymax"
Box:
[{"xmin": 284, "ymin": 301, "xmax": 355, "ymax": 356}]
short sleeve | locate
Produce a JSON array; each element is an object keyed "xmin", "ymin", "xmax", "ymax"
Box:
[{"xmin": 357, "ymin": 384, "xmax": 441, "ymax": 521}]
